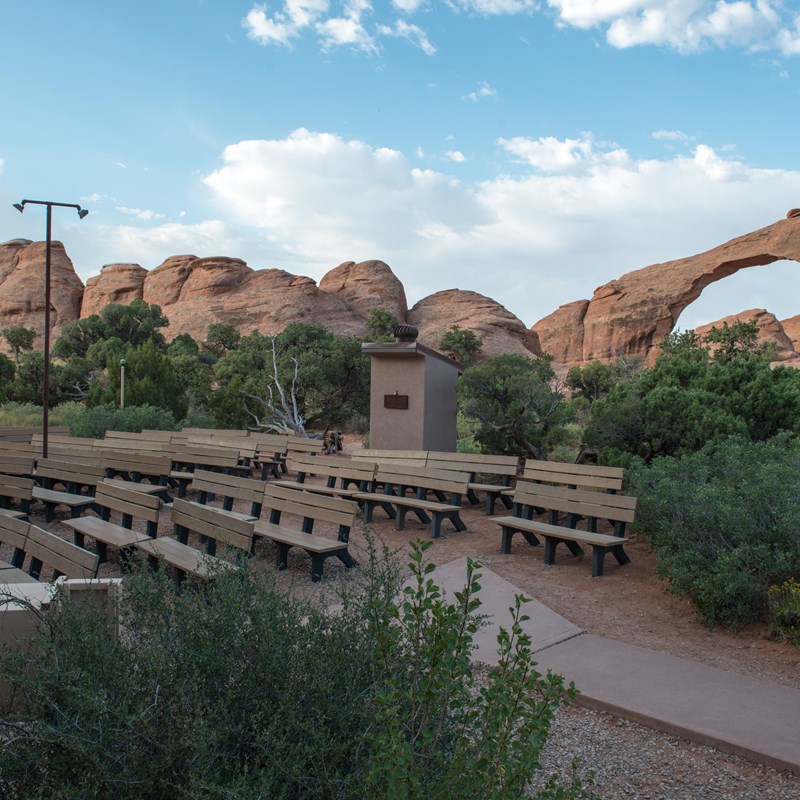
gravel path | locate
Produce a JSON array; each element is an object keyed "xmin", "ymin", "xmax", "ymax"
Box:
[{"xmin": 530, "ymin": 704, "xmax": 800, "ymax": 799}]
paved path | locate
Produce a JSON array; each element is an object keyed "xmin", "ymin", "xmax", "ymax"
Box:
[{"xmin": 432, "ymin": 558, "xmax": 800, "ymax": 775}]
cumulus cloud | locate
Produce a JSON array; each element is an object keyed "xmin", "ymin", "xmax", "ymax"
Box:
[
  {"xmin": 548, "ymin": 0, "xmax": 800, "ymax": 54},
  {"xmin": 464, "ymin": 81, "xmax": 497, "ymax": 101},
  {"xmin": 445, "ymin": 150, "xmax": 467, "ymax": 162},
  {"xmin": 244, "ymin": 0, "xmax": 329, "ymax": 46},
  {"xmin": 200, "ymin": 129, "xmax": 800, "ymax": 326}
]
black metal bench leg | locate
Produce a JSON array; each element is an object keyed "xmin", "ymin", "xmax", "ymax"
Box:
[
  {"xmin": 565, "ymin": 540, "xmax": 584, "ymax": 558},
  {"xmin": 430, "ymin": 514, "xmax": 444, "ymax": 539},
  {"xmin": 611, "ymin": 544, "xmax": 631, "ymax": 566},
  {"xmin": 276, "ymin": 542, "xmax": 291, "ymax": 571},
  {"xmin": 412, "ymin": 507, "xmax": 431, "ymax": 524},
  {"xmin": 500, "ymin": 493, "xmax": 513, "ymax": 510},
  {"xmin": 96, "ymin": 541, "xmax": 109, "ymax": 564},
  {"xmin": 311, "ymin": 554, "xmax": 326, "ymax": 582},
  {"xmin": 449, "ymin": 511, "xmax": 466, "ymax": 532},
  {"xmin": 337, "ymin": 550, "xmax": 357, "ymax": 569},
  {"xmin": 543, "ymin": 537, "xmax": 559, "ymax": 565},
  {"xmin": 500, "ymin": 526, "xmax": 514, "ymax": 553},
  {"xmin": 591, "ymin": 548, "xmax": 606, "ymax": 577},
  {"xmin": 521, "ymin": 531, "xmax": 540, "ymax": 548},
  {"xmin": 395, "ymin": 506, "xmax": 409, "ymax": 531},
  {"xmin": 73, "ymin": 531, "xmax": 85, "ymax": 548},
  {"xmin": 466, "ymin": 487, "xmax": 481, "ymax": 505}
]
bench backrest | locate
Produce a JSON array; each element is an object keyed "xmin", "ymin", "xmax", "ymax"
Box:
[
  {"xmin": 101, "ymin": 450, "xmax": 173, "ymax": 479},
  {"xmin": 138, "ymin": 429, "xmax": 177, "ymax": 443},
  {"xmin": 0, "ymin": 425, "xmax": 66, "ymax": 442},
  {"xmin": 513, "ymin": 481, "xmax": 637, "ymax": 525},
  {"xmin": 94, "ymin": 435, "xmax": 170, "ymax": 453},
  {"xmin": 521, "ymin": 460, "xmax": 624, "ymax": 493},
  {"xmin": 0, "ymin": 450, "xmax": 36, "ymax": 477},
  {"xmin": 35, "ymin": 458, "xmax": 105, "ymax": 488},
  {"xmin": 191, "ymin": 469, "xmax": 266, "ymax": 516},
  {"xmin": 374, "ymin": 465, "xmax": 469, "ymax": 497},
  {"xmin": 289, "ymin": 454, "xmax": 377, "ymax": 486},
  {"xmin": 31, "ymin": 433, "xmax": 95, "ymax": 453},
  {"xmin": 0, "ymin": 515, "xmax": 99, "ymax": 581},
  {"xmin": 262, "ymin": 484, "xmax": 357, "ymax": 536},
  {"xmin": 93, "ymin": 481, "xmax": 161, "ymax": 536},
  {"xmin": 284, "ymin": 436, "xmax": 327, "ymax": 455},
  {"xmin": 186, "ymin": 434, "xmax": 257, "ymax": 460},
  {"xmin": 354, "ymin": 449, "xmax": 428, "ymax": 466},
  {"xmin": 171, "ymin": 498, "xmax": 255, "ymax": 553},
  {"xmin": 0, "ymin": 474, "xmax": 34, "ymax": 504},
  {"xmin": 426, "ymin": 451, "xmax": 519, "ymax": 477},
  {"xmin": 171, "ymin": 444, "xmax": 243, "ymax": 471}
]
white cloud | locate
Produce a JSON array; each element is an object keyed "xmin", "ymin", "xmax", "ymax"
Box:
[
  {"xmin": 499, "ymin": 133, "xmax": 630, "ymax": 172},
  {"xmin": 200, "ymin": 129, "xmax": 800, "ymax": 326},
  {"xmin": 548, "ymin": 0, "xmax": 800, "ymax": 54},
  {"xmin": 115, "ymin": 162, "xmax": 128, "ymax": 169},
  {"xmin": 445, "ymin": 150, "xmax": 467, "ymax": 162},
  {"xmin": 243, "ymin": 0, "xmax": 329, "ymax": 46},
  {"xmin": 456, "ymin": 0, "xmax": 538, "ymax": 13},
  {"xmin": 376, "ymin": 19, "xmax": 436, "ymax": 53},
  {"xmin": 317, "ymin": 0, "xmax": 377, "ymax": 51},
  {"xmin": 652, "ymin": 129, "xmax": 692, "ymax": 142},
  {"xmin": 115, "ymin": 206, "xmax": 167, "ymax": 222},
  {"xmin": 392, "ymin": 0, "xmax": 425, "ymax": 10},
  {"xmin": 464, "ymin": 81, "xmax": 498, "ymax": 101}
]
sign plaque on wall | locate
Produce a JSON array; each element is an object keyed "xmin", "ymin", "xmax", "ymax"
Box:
[{"xmin": 384, "ymin": 394, "xmax": 409, "ymax": 410}]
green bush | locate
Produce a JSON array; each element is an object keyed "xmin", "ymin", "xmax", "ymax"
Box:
[
  {"xmin": 768, "ymin": 578, "xmax": 800, "ymax": 647},
  {"xmin": 628, "ymin": 434, "xmax": 800, "ymax": 628},
  {"xmin": 59, "ymin": 402, "xmax": 178, "ymax": 439},
  {"xmin": 0, "ymin": 543, "xmax": 594, "ymax": 800}
]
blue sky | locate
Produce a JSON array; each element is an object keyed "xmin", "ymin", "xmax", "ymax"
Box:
[{"xmin": 2, "ymin": 0, "xmax": 800, "ymax": 333}]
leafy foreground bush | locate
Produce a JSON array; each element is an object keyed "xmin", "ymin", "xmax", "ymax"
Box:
[
  {"xmin": 768, "ymin": 578, "xmax": 800, "ymax": 648},
  {"xmin": 629, "ymin": 434, "xmax": 800, "ymax": 629},
  {"xmin": 0, "ymin": 543, "xmax": 595, "ymax": 800}
]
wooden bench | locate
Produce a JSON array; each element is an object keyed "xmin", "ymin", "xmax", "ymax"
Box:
[
  {"xmin": 352, "ymin": 466, "xmax": 469, "ymax": 539},
  {"xmin": 135, "ymin": 498, "xmax": 254, "ymax": 581},
  {"xmin": 248, "ymin": 432, "xmax": 290, "ymax": 479},
  {"xmin": 0, "ymin": 425, "xmax": 67, "ymax": 443},
  {"xmin": 272, "ymin": 454, "xmax": 377, "ymax": 499},
  {"xmin": 255, "ymin": 485, "xmax": 358, "ymax": 582},
  {"xmin": 518, "ymin": 460, "xmax": 624, "ymax": 493},
  {"xmin": 352, "ymin": 449, "xmax": 428, "ymax": 467},
  {"xmin": 31, "ymin": 433, "xmax": 96, "ymax": 458},
  {"xmin": 100, "ymin": 450, "xmax": 173, "ymax": 501},
  {"xmin": 168, "ymin": 444, "xmax": 247, "ymax": 498},
  {"xmin": 427, "ymin": 451, "xmax": 519, "ymax": 514},
  {"xmin": 489, "ymin": 481, "xmax": 637, "ymax": 577},
  {"xmin": 0, "ymin": 474, "xmax": 34, "ymax": 520},
  {"xmin": 63, "ymin": 482, "xmax": 162, "ymax": 567},
  {"xmin": 0, "ymin": 515, "xmax": 99, "ymax": 583},
  {"xmin": 33, "ymin": 458, "xmax": 105, "ymax": 522},
  {"xmin": 0, "ymin": 444, "xmax": 36, "ymax": 477},
  {"xmin": 188, "ymin": 469, "xmax": 266, "ymax": 521}
]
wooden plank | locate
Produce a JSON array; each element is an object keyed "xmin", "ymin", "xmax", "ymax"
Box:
[
  {"xmin": 172, "ymin": 499, "xmax": 254, "ymax": 551},
  {"xmin": 374, "ymin": 466, "xmax": 469, "ymax": 495},
  {"xmin": 253, "ymin": 522, "xmax": 347, "ymax": 553},
  {"xmin": 0, "ymin": 515, "xmax": 31, "ymax": 550},
  {"xmin": 191, "ymin": 469, "xmax": 266, "ymax": 503},
  {"xmin": 63, "ymin": 516, "xmax": 150, "ymax": 549},
  {"xmin": 262, "ymin": 484, "xmax": 357, "ymax": 528},
  {"xmin": 513, "ymin": 482, "xmax": 637, "ymax": 523},
  {"xmin": 24, "ymin": 524, "xmax": 99, "ymax": 579},
  {"xmin": 427, "ymin": 451, "xmax": 519, "ymax": 475},
  {"xmin": 0, "ymin": 474, "xmax": 34, "ymax": 501},
  {"xmin": 93, "ymin": 483, "xmax": 161, "ymax": 522},
  {"xmin": 489, "ymin": 515, "xmax": 628, "ymax": 547},
  {"xmin": 136, "ymin": 537, "xmax": 235, "ymax": 578}
]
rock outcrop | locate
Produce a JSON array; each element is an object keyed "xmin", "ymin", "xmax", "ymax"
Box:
[
  {"xmin": 694, "ymin": 309, "xmax": 798, "ymax": 361},
  {"xmin": 408, "ymin": 290, "xmax": 540, "ymax": 359},
  {"xmin": 533, "ymin": 215, "xmax": 800, "ymax": 366},
  {"xmin": 319, "ymin": 260, "xmax": 408, "ymax": 323},
  {"xmin": 0, "ymin": 239, "xmax": 83, "ymax": 350},
  {"xmin": 82, "ymin": 263, "xmax": 147, "ymax": 317}
]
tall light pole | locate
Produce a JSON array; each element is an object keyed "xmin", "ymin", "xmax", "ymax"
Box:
[
  {"xmin": 13, "ymin": 200, "xmax": 89, "ymax": 459},
  {"xmin": 120, "ymin": 358, "xmax": 126, "ymax": 409}
]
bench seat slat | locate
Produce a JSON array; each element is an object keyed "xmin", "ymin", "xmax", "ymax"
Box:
[
  {"xmin": 136, "ymin": 537, "xmax": 236, "ymax": 579},
  {"xmin": 63, "ymin": 516, "xmax": 151, "ymax": 550}
]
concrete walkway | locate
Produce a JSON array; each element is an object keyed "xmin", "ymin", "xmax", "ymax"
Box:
[{"xmin": 432, "ymin": 558, "xmax": 800, "ymax": 775}]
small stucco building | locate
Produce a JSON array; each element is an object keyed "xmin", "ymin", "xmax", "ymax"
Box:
[{"xmin": 362, "ymin": 325, "xmax": 464, "ymax": 452}]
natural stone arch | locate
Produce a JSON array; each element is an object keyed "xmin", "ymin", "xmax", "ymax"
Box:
[{"xmin": 532, "ymin": 214, "xmax": 800, "ymax": 366}]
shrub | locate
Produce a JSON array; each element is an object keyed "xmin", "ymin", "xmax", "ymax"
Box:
[
  {"xmin": 0, "ymin": 543, "xmax": 594, "ymax": 800},
  {"xmin": 60, "ymin": 402, "xmax": 178, "ymax": 439},
  {"xmin": 628, "ymin": 434, "xmax": 800, "ymax": 628},
  {"xmin": 768, "ymin": 578, "xmax": 800, "ymax": 647}
]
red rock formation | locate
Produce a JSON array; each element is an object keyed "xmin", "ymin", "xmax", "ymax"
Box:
[
  {"xmin": 81, "ymin": 263, "xmax": 146, "ymax": 317},
  {"xmin": 533, "ymin": 215, "xmax": 800, "ymax": 366},
  {"xmin": 0, "ymin": 238, "xmax": 83, "ymax": 350},
  {"xmin": 781, "ymin": 314, "xmax": 800, "ymax": 352},
  {"xmin": 319, "ymin": 260, "xmax": 408, "ymax": 323},
  {"xmin": 139, "ymin": 256, "xmax": 364, "ymax": 343},
  {"xmin": 408, "ymin": 289, "xmax": 540, "ymax": 359},
  {"xmin": 694, "ymin": 309, "xmax": 797, "ymax": 361}
]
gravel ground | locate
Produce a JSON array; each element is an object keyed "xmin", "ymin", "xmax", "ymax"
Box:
[{"xmin": 529, "ymin": 704, "xmax": 800, "ymax": 799}]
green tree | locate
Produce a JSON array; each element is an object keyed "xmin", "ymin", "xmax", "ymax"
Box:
[
  {"xmin": 1, "ymin": 325, "xmax": 36, "ymax": 365},
  {"xmin": 52, "ymin": 315, "xmax": 105, "ymax": 360},
  {"xmin": 365, "ymin": 309, "xmax": 399, "ymax": 342},
  {"xmin": 565, "ymin": 360, "xmax": 614, "ymax": 401},
  {"xmin": 203, "ymin": 322, "xmax": 241, "ymax": 358},
  {"xmin": 0, "ymin": 353, "xmax": 15, "ymax": 402},
  {"xmin": 91, "ymin": 340, "xmax": 188, "ymax": 421},
  {"xmin": 100, "ymin": 300, "xmax": 169, "ymax": 350},
  {"xmin": 458, "ymin": 354, "xmax": 566, "ymax": 459},
  {"xmin": 440, "ymin": 325, "xmax": 482, "ymax": 366}
]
